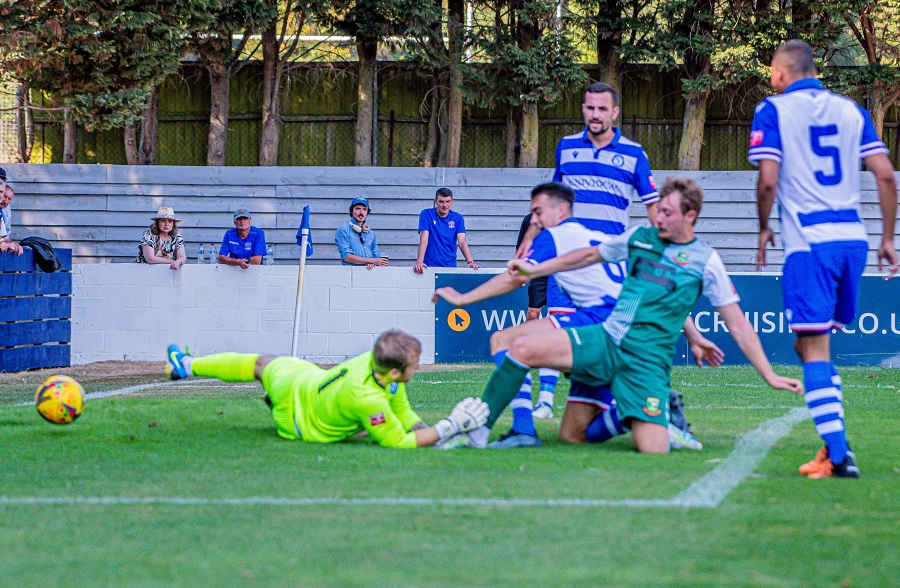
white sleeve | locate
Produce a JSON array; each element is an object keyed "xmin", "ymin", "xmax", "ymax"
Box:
[
  {"xmin": 703, "ymin": 250, "xmax": 740, "ymax": 307},
  {"xmin": 597, "ymin": 226, "xmax": 639, "ymax": 263},
  {"xmin": 0, "ymin": 217, "xmax": 8, "ymax": 239}
]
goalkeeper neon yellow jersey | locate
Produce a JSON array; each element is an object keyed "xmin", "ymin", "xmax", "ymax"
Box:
[{"xmin": 293, "ymin": 352, "xmax": 423, "ymax": 448}]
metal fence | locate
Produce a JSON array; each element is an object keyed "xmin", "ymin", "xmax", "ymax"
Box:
[{"xmin": 0, "ymin": 83, "xmax": 17, "ymax": 163}]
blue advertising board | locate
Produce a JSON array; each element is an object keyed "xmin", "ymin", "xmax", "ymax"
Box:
[{"xmin": 435, "ymin": 272, "xmax": 900, "ymax": 367}]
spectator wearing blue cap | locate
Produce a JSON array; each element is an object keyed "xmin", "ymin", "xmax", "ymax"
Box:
[
  {"xmin": 335, "ymin": 197, "xmax": 388, "ymax": 269},
  {"xmin": 218, "ymin": 207, "xmax": 267, "ymax": 269},
  {"xmin": 0, "ymin": 167, "xmax": 23, "ymax": 256}
]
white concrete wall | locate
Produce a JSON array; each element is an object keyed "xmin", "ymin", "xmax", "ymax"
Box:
[{"xmin": 70, "ymin": 263, "xmax": 491, "ymax": 365}]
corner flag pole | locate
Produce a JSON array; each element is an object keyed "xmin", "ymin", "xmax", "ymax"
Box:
[{"xmin": 291, "ymin": 206, "xmax": 312, "ymax": 357}]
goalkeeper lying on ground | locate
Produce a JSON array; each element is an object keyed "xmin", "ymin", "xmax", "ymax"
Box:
[{"xmin": 165, "ymin": 329, "xmax": 488, "ymax": 448}]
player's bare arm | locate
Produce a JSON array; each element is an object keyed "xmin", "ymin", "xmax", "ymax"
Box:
[
  {"xmin": 645, "ymin": 201, "xmax": 660, "ymax": 228},
  {"xmin": 683, "ymin": 317, "xmax": 724, "ymax": 367},
  {"xmin": 716, "ymin": 302, "xmax": 802, "ymax": 394},
  {"xmin": 864, "ymin": 152, "xmax": 899, "ymax": 277},
  {"xmin": 508, "ymin": 246, "xmax": 605, "ymax": 279},
  {"xmin": 514, "ymin": 223, "xmax": 541, "ymax": 259},
  {"xmin": 432, "ymin": 271, "xmax": 527, "ymax": 306},
  {"xmin": 755, "ymin": 159, "xmax": 780, "ymax": 270}
]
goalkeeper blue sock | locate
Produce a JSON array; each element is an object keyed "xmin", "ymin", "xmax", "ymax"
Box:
[
  {"xmin": 538, "ymin": 368, "xmax": 559, "ymax": 407},
  {"xmin": 803, "ymin": 360, "xmax": 848, "ymax": 465},
  {"xmin": 483, "ymin": 354, "xmax": 530, "ymax": 428}
]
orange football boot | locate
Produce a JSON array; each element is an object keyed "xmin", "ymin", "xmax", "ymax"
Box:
[{"xmin": 798, "ymin": 446, "xmax": 829, "ymax": 475}]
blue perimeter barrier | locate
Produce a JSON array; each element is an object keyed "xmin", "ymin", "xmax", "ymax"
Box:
[{"xmin": 0, "ymin": 248, "xmax": 72, "ymax": 372}]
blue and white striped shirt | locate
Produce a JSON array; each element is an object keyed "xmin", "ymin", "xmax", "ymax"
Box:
[{"xmin": 553, "ymin": 127, "xmax": 658, "ymax": 235}]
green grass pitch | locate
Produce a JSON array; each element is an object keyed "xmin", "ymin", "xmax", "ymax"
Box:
[{"xmin": 1, "ymin": 365, "xmax": 898, "ymax": 586}]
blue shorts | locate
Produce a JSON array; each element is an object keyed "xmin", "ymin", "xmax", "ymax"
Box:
[
  {"xmin": 550, "ymin": 305, "xmax": 613, "ymax": 329},
  {"xmin": 782, "ymin": 242, "xmax": 867, "ymax": 334},
  {"xmin": 567, "ymin": 380, "xmax": 614, "ymax": 410}
]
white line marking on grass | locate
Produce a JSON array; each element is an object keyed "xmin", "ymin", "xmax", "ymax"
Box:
[
  {"xmin": 0, "ymin": 408, "xmax": 808, "ymax": 510},
  {"xmin": 668, "ymin": 406, "xmax": 808, "ymax": 508},
  {"xmin": 9, "ymin": 379, "xmax": 216, "ymax": 407}
]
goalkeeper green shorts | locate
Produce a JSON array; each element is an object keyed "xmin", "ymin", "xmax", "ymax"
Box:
[{"xmin": 260, "ymin": 357, "xmax": 323, "ymax": 440}]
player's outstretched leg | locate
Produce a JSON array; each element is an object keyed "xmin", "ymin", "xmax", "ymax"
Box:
[
  {"xmin": 532, "ymin": 368, "xmax": 559, "ymax": 419},
  {"xmin": 166, "ymin": 344, "xmax": 260, "ymax": 384}
]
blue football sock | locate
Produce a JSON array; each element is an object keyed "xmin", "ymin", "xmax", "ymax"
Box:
[
  {"xmin": 510, "ymin": 389, "xmax": 537, "ymax": 436},
  {"xmin": 585, "ymin": 404, "xmax": 626, "ymax": 443},
  {"xmin": 538, "ymin": 368, "xmax": 559, "ymax": 406},
  {"xmin": 803, "ymin": 361, "xmax": 848, "ymax": 465}
]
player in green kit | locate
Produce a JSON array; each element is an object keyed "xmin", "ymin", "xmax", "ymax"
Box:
[
  {"xmin": 473, "ymin": 177, "xmax": 803, "ymax": 453},
  {"xmin": 165, "ymin": 330, "xmax": 488, "ymax": 448}
]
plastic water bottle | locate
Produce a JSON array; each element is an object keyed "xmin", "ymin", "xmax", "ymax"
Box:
[
  {"xmin": 197, "ymin": 243, "xmax": 205, "ymax": 264},
  {"xmin": 209, "ymin": 244, "xmax": 218, "ymax": 264},
  {"xmin": 265, "ymin": 244, "xmax": 274, "ymax": 266}
]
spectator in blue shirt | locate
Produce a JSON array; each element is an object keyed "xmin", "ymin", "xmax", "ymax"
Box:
[
  {"xmin": 414, "ymin": 188, "xmax": 480, "ymax": 274},
  {"xmin": 335, "ymin": 197, "xmax": 389, "ymax": 269},
  {"xmin": 218, "ymin": 208, "xmax": 266, "ymax": 269}
]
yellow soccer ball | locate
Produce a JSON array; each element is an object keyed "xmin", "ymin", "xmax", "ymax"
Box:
[{"xmin": 35, "ymin": 375, "xmax": 85, "ymax": 425}]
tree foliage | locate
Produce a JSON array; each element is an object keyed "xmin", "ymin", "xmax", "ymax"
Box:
[{"xmin": 0, "ymin": 1, "xmax": 184, "ymax": 130}]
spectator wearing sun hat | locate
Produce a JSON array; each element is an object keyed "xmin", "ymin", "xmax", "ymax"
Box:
[
  {"xmin": 218, "ymin": 207, "xmax": 267, "ymax": 269},
  {"xmin": 335, "ymin": 197, "xmax": 388, "ymax": 269},
  {"xmin": 136, "ymin": 206, "xmax": 186, "ymax": 270},
  {"xmin": 0, "ymin": 167, "xmax": 23, "ymax": 256}
]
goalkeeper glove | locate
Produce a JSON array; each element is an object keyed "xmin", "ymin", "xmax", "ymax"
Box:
[{"xmin": 434, "ymin": 397, "xmax": 490, "ymax": 439}]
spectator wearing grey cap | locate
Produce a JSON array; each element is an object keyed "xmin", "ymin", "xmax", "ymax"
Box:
[
  {"xmin": 0, "ymin": 167, "xmax": 23, "ymax": 256},
  {"xmin": 217, "ymin": 207, "xmax": 267, "ymax": 269},
  {"xmin": 335, "ymin": 197, "xmax": 388, "ymax": 269}
]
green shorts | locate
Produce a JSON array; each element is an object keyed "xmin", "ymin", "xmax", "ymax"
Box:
[
  {"xmin": 260, "ymin": 357, "xmax": 324, "ymax": 440},
  {"xmin": 566, "ymin": 324, "xmax": 670, "ymax": 427}
]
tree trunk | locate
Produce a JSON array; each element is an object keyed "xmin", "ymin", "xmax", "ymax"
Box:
[
  {"xmin": 423, "ymin": 81, "xmax": 440, "ymax": 167},
  {"xmin": 505, "ymin": 106, "xmax": 520, "ymax": 168},
  {"xmin": 124, "ymin": 123, "xmax": 139, "ymax": 165},
  {"xmin": 259, "ymin": 25, "xmax": 281, "ymax": 166},
  {"xmin": 15, "ymin": 82, "xmax": 34, "ymax": 164},
  {"xmin": 443, "ymin": 0, "xmax": 465, "ymax": 167},
  {"xmin": 207, "ymin": 62, "xmax": 231, "ymax": 166},
  {"xmin": 598, "ymin": 44, "xmax": 620, "ymax": 91},
  {"xmin": 63, "ymin": 112, "xmax": 77, "ymax": 164},
  {"xmin": 355, "ymin": 39, "xmax": 377, "ymax": 166},
  {"xmin": 678, "ymin": 90, "xmax": 709, "ymax": 170},
  {"xmin": 519, "ymin": 101, "xmax": 539, "ymax": 167},
  {"xmin": 444, "ymin": 69, "xmax": 463, "ymax": 167},
  {"xmin": 867, "ymin": 84, "xmax": 888, "ymax": 139},
  {"xmin": 139, "ymin": 85, "xmax": 160, "ymax": 165}
]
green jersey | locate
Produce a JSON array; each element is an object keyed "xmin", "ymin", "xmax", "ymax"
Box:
[
  {"xmin": 288, "ymin": 352, "xmax": 423, "ymax": 448},
  {"xmin": 598, "ymin": 226, "xmax": 739, "ymax": 365}
]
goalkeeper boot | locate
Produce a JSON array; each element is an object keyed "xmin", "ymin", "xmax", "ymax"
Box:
[
  {"xmin": 165, "ymin": 344, "xmax": 191, "ymax": 380},
  {"xmin": 798, "ymin": 446, "xmax": 829, "ymax": 475},
  {"xmin": 532, "ymin": 401, "xmax": 553, "ymax": 419},
  {"xmin": 668, "ymin": 423, "xmax": 703, "ymax": 450},
  {"xmin": 487, "ymin": 430, "xmax": 543, "ymax": 449},
  {"xmin": 668, "ymin": 389, "xmax": 692, "ymax": 433}
]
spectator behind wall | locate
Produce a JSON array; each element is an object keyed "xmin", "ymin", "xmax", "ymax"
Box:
[
  {"xmin": 0, "ymin": 167, "xmax": 23, "ymax": 256},
  {"xmin": 137, "ymin": 206, "xmax": 186, "ymax": 270},
  {"xmin": 218, "ymin": 207, "xmax": 266, "ymax": 269},
  {"xmin": 335, "ymin": 197, "xmax": 389, "ymax": 269},
  {"xmin": 413, "ymin": 187, "xmax": 481, "ymax": 274}
]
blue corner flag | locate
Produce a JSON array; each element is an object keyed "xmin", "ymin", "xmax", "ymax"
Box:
[{"xmin": 296, "ymin": 205, "xmax": 313, "ymax": 257}]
